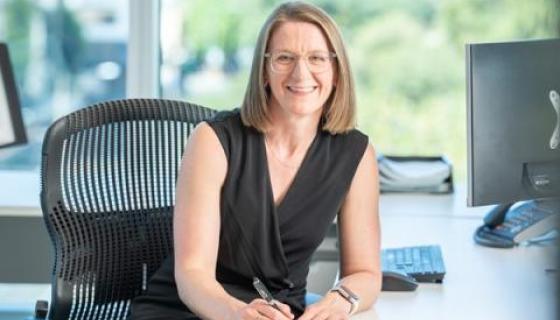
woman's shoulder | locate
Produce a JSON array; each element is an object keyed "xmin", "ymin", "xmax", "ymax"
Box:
[
  {"xmin": 321, "ymin": 128, "xmax": 370, "ymax": 162},
  {"xmin": 326, "ymin": 127, "xmax": 369, "ymax": 145},
  {"xmin": 207, "ymin": 108, "xmax": 241, "ymax": 124},
  {"xmin": 205, "ymin": 108, "xmax": 247, "ymax": 136},
  {"xmin": 203, "ymin": 108, "xmax": 246, "ymax": 161}
]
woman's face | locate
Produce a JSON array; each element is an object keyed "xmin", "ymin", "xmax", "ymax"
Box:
[{"xmin": 265, "ymin": 21, "xmax": 336, "ymax": 119}]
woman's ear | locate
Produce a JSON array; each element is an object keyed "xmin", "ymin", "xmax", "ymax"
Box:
[{"xmin": 263, "ymin": 72, "xmax": 268, "ymax": 86}]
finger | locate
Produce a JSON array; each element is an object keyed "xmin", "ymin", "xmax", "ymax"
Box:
[
  {"xmin": 271, "ymin": 300, "xmax": 294, "ymax": 318},
  {"xmin": 244, "ymin": 308, "xmax": 262, "ymax": 320},
  {"xmin": 250, "ymin": 298, "xmax": 270, "ymax": 306},
  {"xmin": 298, "ymin": 306, "xmax": 321, "ymax": 320},
  {"xmin": 326, "ymin": 312, "xmax": 349, "ymax": 320},
  {"xmin": 310, "ymin": 309, "xmax": 329, "ymax": 320},
  {"xmin": 254, "ymin": 303, "xmax": 292, "ymax": 320},
  {"xmin": 244, "ymin": 302, "xmax": 274, "ymax": 320}
]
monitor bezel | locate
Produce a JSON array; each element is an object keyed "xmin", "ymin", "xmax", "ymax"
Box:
[
  {"xmin": 0, "ymin": 42, "xmax": 27, "ymax": 149},
  {"xmin": 465, "ymin": 38, "xmax": 560, "ymax": 207}
]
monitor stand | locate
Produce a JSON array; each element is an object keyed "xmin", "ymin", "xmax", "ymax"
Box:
[{"xmin": 473, "ymin": 198, "xmax": 560, "ymax": 248}]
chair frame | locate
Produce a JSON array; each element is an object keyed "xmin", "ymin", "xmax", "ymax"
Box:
[{"xmin": 38, "ymin": 99, "xmax": 216, "ymax": 319}]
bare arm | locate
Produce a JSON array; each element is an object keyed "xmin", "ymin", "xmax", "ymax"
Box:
[
  {"xmin": 300, "ymin": 143, "xmax": 381, "ymax": 319},
  {"xmin": 334, "ymin": 142, "xmax": 382, "ymax": 311},
  {"xmin": 173, "ymin": 123, "xmax": 293, "ymax": 320},
  {"xmin": 173, "ymin": 122, "xmax": 242, "ymax": 319}
]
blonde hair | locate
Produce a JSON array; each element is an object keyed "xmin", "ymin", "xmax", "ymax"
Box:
[{"xmin": 240, "ymin": 1, "xmax": 357, "ymax": 134}]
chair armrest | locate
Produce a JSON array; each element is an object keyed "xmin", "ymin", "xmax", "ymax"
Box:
[{"xmin": 33, "ymin": 300, "xmax": 48, "ymax": 319}]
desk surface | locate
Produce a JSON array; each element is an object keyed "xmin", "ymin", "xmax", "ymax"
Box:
[
  {"xmin": 1, "ymin": 192, "xmax": 557, "ymax": 320},
  {"xmin": 377, "ymin": 188, "xmax": 556, "ymax": 319},
  {"xmin": 379, "ymin": 185, "xmax": 493, "ymax": 219},
  {"xmin": 352, "ymin": 215, "xmax": 557, "ymax": 320}
]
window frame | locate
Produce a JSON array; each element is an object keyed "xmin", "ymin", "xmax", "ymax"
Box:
[{"xmin": 0, "ymin": 0, "xmax": 161, "ymax": 211}]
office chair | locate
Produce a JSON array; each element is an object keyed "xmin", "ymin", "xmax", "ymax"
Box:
[{"xmin": 36, "ymin": 99, "xmax": 216, "ymax": 320}]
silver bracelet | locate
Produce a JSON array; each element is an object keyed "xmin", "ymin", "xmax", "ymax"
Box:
[{"xmin": 329, "ymin": 283, "xmax": 360, "ymax": 315}]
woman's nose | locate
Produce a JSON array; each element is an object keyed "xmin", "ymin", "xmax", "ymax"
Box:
[{"xmin": 290, "ymin": 58, "xmax": 313, "ymax": 79}]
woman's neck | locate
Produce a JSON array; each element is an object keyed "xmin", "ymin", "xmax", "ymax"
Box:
[{"xmin": 264, "ymin": 107, "xmax": 321, "ymax": 158}]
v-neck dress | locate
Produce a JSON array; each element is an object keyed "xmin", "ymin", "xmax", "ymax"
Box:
[{"xmin": 130, "ymin": 109, "xmax": 369, "ymax": 319}]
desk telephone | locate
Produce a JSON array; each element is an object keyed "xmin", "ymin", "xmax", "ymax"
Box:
[{"xmin": 474, "ymin": 199, "xmax": 559, "ymax": 248}]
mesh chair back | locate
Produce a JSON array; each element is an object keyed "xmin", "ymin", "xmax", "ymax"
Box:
[{"xmin": 40, "ymin": 99, "xmax": 216, "ymax": 319}]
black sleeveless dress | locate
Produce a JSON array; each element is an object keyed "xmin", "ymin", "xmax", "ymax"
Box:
[{"xmin": 130, "ymin": 109, "xmax": 368, "ymax": 319}]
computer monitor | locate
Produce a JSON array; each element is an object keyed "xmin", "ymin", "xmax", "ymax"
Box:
[
  {"xmin": 466, "ymin": 38, "xmax": 560, "ymax": 246},
  {"xmin": 0, "ymin": 42, "xmax": 27, "ymax": 149}
]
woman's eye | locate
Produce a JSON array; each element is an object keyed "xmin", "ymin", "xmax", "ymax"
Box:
[
  {"xmin": 276, "ymin": 54, "xmax": 294, "ymax": 63},
  {"xmin": 309, "ymin": 55, "xmax": 327, "ymax": 63}
]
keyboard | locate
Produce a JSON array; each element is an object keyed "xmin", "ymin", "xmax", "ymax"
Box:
[{"xmin": 381, "ymin": 245, "xmax": 446, "ymax": 283}]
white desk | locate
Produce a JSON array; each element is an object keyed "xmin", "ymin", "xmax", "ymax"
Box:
[
  {"xmin": 2, "ymin": 192, "xmax": 557, "ymax": 320},
  {"xmin": 378, "ymin": 186, "xmax": 493, "ymax": 219},
  {"xmin": 350, "ymin": 192, "xmax": 558, "ymax": 320}
]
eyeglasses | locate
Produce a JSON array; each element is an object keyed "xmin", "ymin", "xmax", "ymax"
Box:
[{"xmin": 264, "ymin": 51, "xmax": 337, "ymax": 74}]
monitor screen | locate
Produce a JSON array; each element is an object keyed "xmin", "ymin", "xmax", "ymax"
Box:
[
  {"xmin": 466, "ymin": 38, "xmax": 560, "ymax": 207},
  {"xmin": 0, "ymin": 43, "xmax": 26, "ymax": 149}
]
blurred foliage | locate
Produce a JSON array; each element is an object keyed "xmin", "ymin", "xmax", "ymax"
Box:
[
  {"xmin": 1, "ymin": 0, "xmax": 84, "ymax": 101},
  {"xmin": 180, "ymin": 0, "xmax": 272, "ymax": 72},
  {"xmin": 2, "ymin": 0, "xmax": 35, "ymax": 79},
  {"xmin": 49, "ymin": 4, "xmax": 85, "ymax": 74},
  {"xmin": 174, "ymin": 0, "xmax": 560, "ymax": 182}
]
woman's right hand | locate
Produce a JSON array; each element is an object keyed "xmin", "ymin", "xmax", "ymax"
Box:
[{"xmin": 232, "ymin": 299, "xmax": 294, "ymax": 320}]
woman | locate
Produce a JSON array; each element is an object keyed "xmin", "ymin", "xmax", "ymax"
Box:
[{"xmin": 131, "ymin": 2, "xmax": 381, "ymax": 319}]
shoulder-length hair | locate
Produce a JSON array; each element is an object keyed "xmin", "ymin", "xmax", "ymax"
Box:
[{"xmin": 240, "ymin": 1, "xmax": 357, "ymax": 134}]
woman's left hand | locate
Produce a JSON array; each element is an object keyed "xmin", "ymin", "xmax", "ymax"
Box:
[{"xmin": 298, "ymin": 292, "xmax": 351, "ymax": 320}]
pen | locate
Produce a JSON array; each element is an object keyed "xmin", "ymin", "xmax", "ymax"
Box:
[{"xmin": 252, "ymin": 277, "xmax": 293, "ymax": 319}]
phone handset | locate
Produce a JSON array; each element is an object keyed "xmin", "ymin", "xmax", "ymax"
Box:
[{"xmin": 483, "ymin": 203, "xmax": 513, "ymax": 227}]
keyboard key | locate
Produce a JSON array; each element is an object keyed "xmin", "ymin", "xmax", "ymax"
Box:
[{"xmin": 381, "ymin": 245, "xmax": 446, "ymax": 283}]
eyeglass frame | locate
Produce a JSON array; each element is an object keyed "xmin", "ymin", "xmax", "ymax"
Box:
[{"xmin": 264, "ymin": 50, "xmax": 337, "ymax": 74}]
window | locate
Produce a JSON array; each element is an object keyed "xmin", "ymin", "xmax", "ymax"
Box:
[
  {"xmin": 1, "ymin": 0, "xmax": 557, "ymax": 207},
  {"xmin": 0, "ymin": 0, "xmax": 128, "ymax": 172},
  {"xmin": 0, "ymin": 0, "xmax": 128, "ymax": 207},
  {"xmin": 160, "ymin": 0, "xmax": 559, "ymax": 181}
]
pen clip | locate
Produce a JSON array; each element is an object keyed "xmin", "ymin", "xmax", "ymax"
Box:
[
  {"xmin": 252, "ymin": 277, "xmax": 274, "ymax": 303},
  {"xmin": 253, "ymin": 277, "xmax": 293, "ymax": 319}
]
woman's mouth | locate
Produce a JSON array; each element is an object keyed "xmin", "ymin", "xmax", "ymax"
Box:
[{"xmin": 286, "ymin": 85, "xmax": 317, "ymax": 94}]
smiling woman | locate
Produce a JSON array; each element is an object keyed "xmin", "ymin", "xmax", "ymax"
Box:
[
  {"xmin": 241, "ymin": 4, "xmax": 356, "ymax": 134},
  {"xmin": 131, "ymin": 2, "xmax": 381, "ymax": 320}
]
